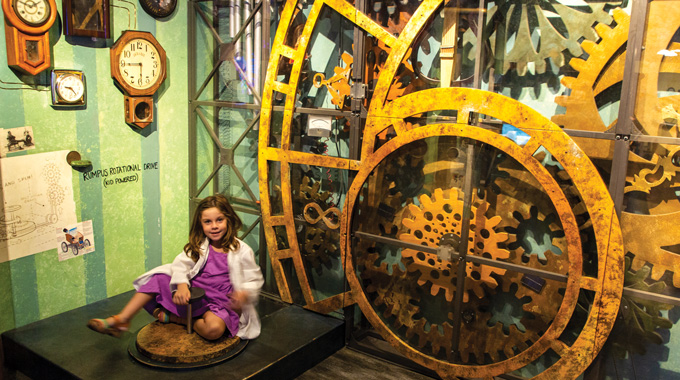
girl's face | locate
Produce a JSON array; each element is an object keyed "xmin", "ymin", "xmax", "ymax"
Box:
[{"xmin": 201, "ymin": 207, "xmax": 228, "ymax": 244}]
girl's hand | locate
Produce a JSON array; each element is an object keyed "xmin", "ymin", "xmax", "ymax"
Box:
[
  {"xmin": 173, "ymin": 284, "xmax": 191, "ymax": 305},
  {"xmin": 229, "ymin": 290, "xmax": 248, "ymax": 314}
]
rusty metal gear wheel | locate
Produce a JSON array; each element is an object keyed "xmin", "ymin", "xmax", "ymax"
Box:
[
  {"xmin": 400, "ymin": 188, "xmax": 510, "ymax": 302},
  {"xmin": 343, "ymin": 87, "xmax": 623, "ymax": 380},
  {"xmin": 259, "ymin": 0, "xmax": 624, "ymax": 377}
]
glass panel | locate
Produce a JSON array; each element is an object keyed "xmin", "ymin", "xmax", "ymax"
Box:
[
  {"xmin": 604, "ymin": 135, "xmax": 680, "ymax": 377},
  {"xmin": 634, "ymin": 0, "xmax": 680, "ymax": 138},
  {"xmin": 300, "ymin": 6, "xmax": 354, "ymax": 110},
  {"xmin": 351, "ymin": 134, "xmax": 576, "ymax": 368},
  {"xmin": 291, "ymin": 163, "xmax": 348, "ymax": 303},
  {"xmin": 365, "ymin": 0, "xmax": 424, "ymax": 37},
  {"xmin": 479, "ymin": 1, "xmax": 620, "ymax": 122},
  {"xmin": 268, "ymin": 160, "xmax": 284, "ymax": 216}
]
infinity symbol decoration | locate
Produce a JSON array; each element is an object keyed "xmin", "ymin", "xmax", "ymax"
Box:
[{"xmin": 303, "ymin": 203, "xmax": 341, "ymax": 230}]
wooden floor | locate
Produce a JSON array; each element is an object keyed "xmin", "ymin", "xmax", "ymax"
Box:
[{"xmin": 296, "ymin": 347, "xmax": 436, "ymax": 380}]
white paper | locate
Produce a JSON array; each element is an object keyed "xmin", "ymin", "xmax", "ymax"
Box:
[
  {"xmin": 56, "ymin": 220, "xmax": 95, "ymax": 261},
  {"xmin": 0, "ymin": 150, "xmax": 78, "ymax": 262}
]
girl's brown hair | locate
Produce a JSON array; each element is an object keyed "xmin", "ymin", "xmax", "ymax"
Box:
[{"xmin": 184, "ymin": 194, "xmax": 242, "ymax": 261}]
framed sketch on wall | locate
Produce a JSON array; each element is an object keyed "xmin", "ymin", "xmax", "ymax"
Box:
[{"xmin": 62, "ymin": 0, "xmax": 111, "ymax": 38}]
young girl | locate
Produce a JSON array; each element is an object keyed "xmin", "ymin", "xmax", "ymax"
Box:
[{"xmin": 87, "ymin": 194, "xmax": 264, "ymax": 341}]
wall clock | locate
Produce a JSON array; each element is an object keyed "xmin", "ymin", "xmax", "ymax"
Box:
[
  {"xmin": 62, "ymin": 0, "xmax": 111, "ymax": 38},
  {"xmin": 1, "ymin": 0, "xmax": 57, "ymax": 75},
  {"xmin": 139, "ymin": 0, "xmax": 176, "ymax": 19},
  {"xmin": 51, "ymin": 69, "xmax": 86, "ymax": 107},
  {"xmin": 110, "ymin": 31, "xmax": 166, "ymax": 128}
]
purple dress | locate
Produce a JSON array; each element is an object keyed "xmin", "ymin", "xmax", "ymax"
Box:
[{"xmin": 137, "ymin": 245, "xmax": 241, "ymax": 337}]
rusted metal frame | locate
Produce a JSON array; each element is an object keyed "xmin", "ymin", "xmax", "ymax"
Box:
[
  {"xmin": 194, "ymin": 106, "xmax": 224, "ymax": 196},
  {"xmin": 194, "ymin": 100, "xmax": 261, "ymax": 109},
  {"xmin": 231, "ymin": 162, "xmax": 259, "ymax": 202},
  {"xmin": 189, "ymin": 0, "xmax": 198, "ymax": 203},
  {"xmin": 471, "ymin": 0, "xmax": 485, "ymax": 90},
  {"xmin": 212, "ymin": 5, "xmax": 223, "ymax": 196},
  {"xmin": 230, "ymin": 56, "xmax": 263, "ymax": 104},
  {"xmin": 360, "ymin": 0, "xmax": 442, "ymax": 159},
  {"xmin": 622, "ymin": 286, "xmax": 680, "ymax": 307},
  {"xmin": 196, "ymin": 106, "xmax": 226, "ymax": 150},
  {"xmin": 287, "ymin": 106, "xmax": 348, "ymax": 117},
  {"xmin": 261, "ymin": 148, "xmax": 361, "ymax": 170},
  {"xmin": 626, "ymin": 134, "xmax": 680, "ymax": 145},
  {"xmin": 239, "ymin": 214, "xmax": 261, "ymax": 238},
  {"xmin": 305, "ymin": 292, "xmax": 354, "ymax": 313},
  {"xmin": 194, "ymin": 2, "xmax": 224, "ymax": 44},
  {"xmin": 323, "ymin": 0, "xmax": 397, "ymax": 47},
  {"xmin": 195, "ymin": 61, "xmax": 224, "ymax": 102},
  {"xmin": 349, "ymin": 0, "xmax": 367, "ymax": 161},
  {"xmin": 344, "ymin": 0, "xmax": 367, "ymax": 344},
  {"xmin": 231, "ymin": 200, "xmax": 261, "ymax": 213},
  {"xmin": 195, "ymin": 163, "xmax": 223, "ymax": 197},
  {"xmin": 231, "ymin": 112, "xmax": 260, "ymax": 152},
  {"xmin": 608, "ymin": 0, "xmax": 648, "ymax": 216},
  {"xmin": 261, "ymin": 0, "xmax": 271, "ymax": 92},
  {"xmin": 449, "ymin": 143, "xmax": 476, "ymax": 358},
  {"xmin": 271, "ymin": 151, "xmax": 331, "ymax": 309},
  {"xmin": 355, "ymin": 229, "xmax": 572, "ymax": 283}
]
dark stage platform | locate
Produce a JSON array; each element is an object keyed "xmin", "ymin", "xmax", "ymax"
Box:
[{"xmin": 1, "ymin": 291, "xmax": 344, "ymax": 379}]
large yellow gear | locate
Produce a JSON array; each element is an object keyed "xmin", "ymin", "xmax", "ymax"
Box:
[{"xmin": 400, "ymin": 188, "xmax": 510, "ymax": 302}]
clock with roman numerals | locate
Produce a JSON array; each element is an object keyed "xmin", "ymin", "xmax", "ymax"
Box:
[{"xmin": 110, "ymin": 30, "xmax": 166, "ymax": 128}]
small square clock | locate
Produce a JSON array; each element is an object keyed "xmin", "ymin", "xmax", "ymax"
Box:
[
  {"xmin": 62, "ymin": 0, "xmax": 111, "ymax": 38},
  {"xmin": 51, "ymin": 70, "xmax": 86, "ymax": 107}
]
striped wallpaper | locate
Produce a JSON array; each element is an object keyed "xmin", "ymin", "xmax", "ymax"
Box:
[{"xmin": 0, "ymin": 0, "xmax": 189, "ymax": 332}]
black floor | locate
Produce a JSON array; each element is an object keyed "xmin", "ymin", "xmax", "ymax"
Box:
[{"xmin": 1, "ymin": 291, "xmax": 344, "ymax": 379}]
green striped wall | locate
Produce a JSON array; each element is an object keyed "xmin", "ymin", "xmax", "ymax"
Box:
[{"xmin": 0, "ymin": 0, "xmax": 188, "ymax": 332}]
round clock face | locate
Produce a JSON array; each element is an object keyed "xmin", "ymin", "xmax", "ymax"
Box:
[
  {"xmin": 117, "ymin": 38, "xmax": 162, "ymax": 91},
  {"xmin": 13, "ymin": 0, "xmax": 50, "ymax": 26},
  {"xmin": 56, "ymin": 74, "xmax": 84, "ymax": 103}
]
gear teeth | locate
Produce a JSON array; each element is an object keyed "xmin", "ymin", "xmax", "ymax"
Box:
[
  {"xmin": 580, "ymin": 40, "xmax": 598, "ymax": 56},
  {"xmin": 612, "ymin": 7, "xmax": 628, "ymax": 24},
  {"xmin": 535, "ymin": 59, "xmax": 547, "ymax": 74},
  {"xmin": 553, "ymin": 95, "xmax": 569, "ymax": 108},
  {"xmin": 569, "ymin": 58, "xmax": 589, "ymax": 74},
  {"xmin": 560, "ymin": 75, "xmax": 577, "ymax": 89},
  {"xmin": 594, "ymin": 23, "xmax": 614, "ymax": 40}
]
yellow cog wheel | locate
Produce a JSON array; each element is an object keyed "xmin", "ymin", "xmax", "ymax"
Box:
[{"xmin": 400, "ymin": 188, "xmax": 510, "ymax": 302}]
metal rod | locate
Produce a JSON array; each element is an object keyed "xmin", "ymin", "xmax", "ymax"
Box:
[
  {"xmin": 353, "ymin": 231, "xmax": 569, "ymax": 283},
  {"xmin": 188, "ymin": 0, "xmax": 198, "ymax": 202},
  {"xmin": 448, "ymin": 143, "xmax": 476, "ymax": 356},
  {"xmin": 355, "ymin": 230, "xmax": 680, "ymax": 306},
  {"xmin": 194, "ymin": 2, "xmax": 224, "ymax": 44},
  {"xmin": 196, "ymin": 107, "xmax": 226, "ymax": 150}
]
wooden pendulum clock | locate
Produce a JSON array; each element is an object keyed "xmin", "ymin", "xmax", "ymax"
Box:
[
  {"xmin": 2, "ymin": 0, "xmax": 57, "ymax": 75},
  {"xmin": 110, "ymin": 31, "xmax": 167, "ymax": 128}
]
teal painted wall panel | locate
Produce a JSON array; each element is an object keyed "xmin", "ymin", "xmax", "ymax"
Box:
[
  {"xmin": 157, "ymin": 0, "xmax": 190, "ymax": 264},
  {"xmin": 36, "ymin": 249, "xmax": 86, "ymax": 318},
  {"xmin": 0, "ymin": 0, "xmax": 189, "ymax": 332},
  {"xmin": 0, "ymin": 262, "xmax": 15, "ymax": 332}
]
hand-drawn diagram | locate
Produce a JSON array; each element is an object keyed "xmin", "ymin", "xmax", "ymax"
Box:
[
  {"xmin": 56, "ymin": 220, "xmax": 95, "ymax": 261},
  {"xmin": 1, "ymin": 126, "xmax": 35, "ymax": 157},
  {"xmin": 0, "ymin": 150, "xmax": 77, "ymax": 262}
]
